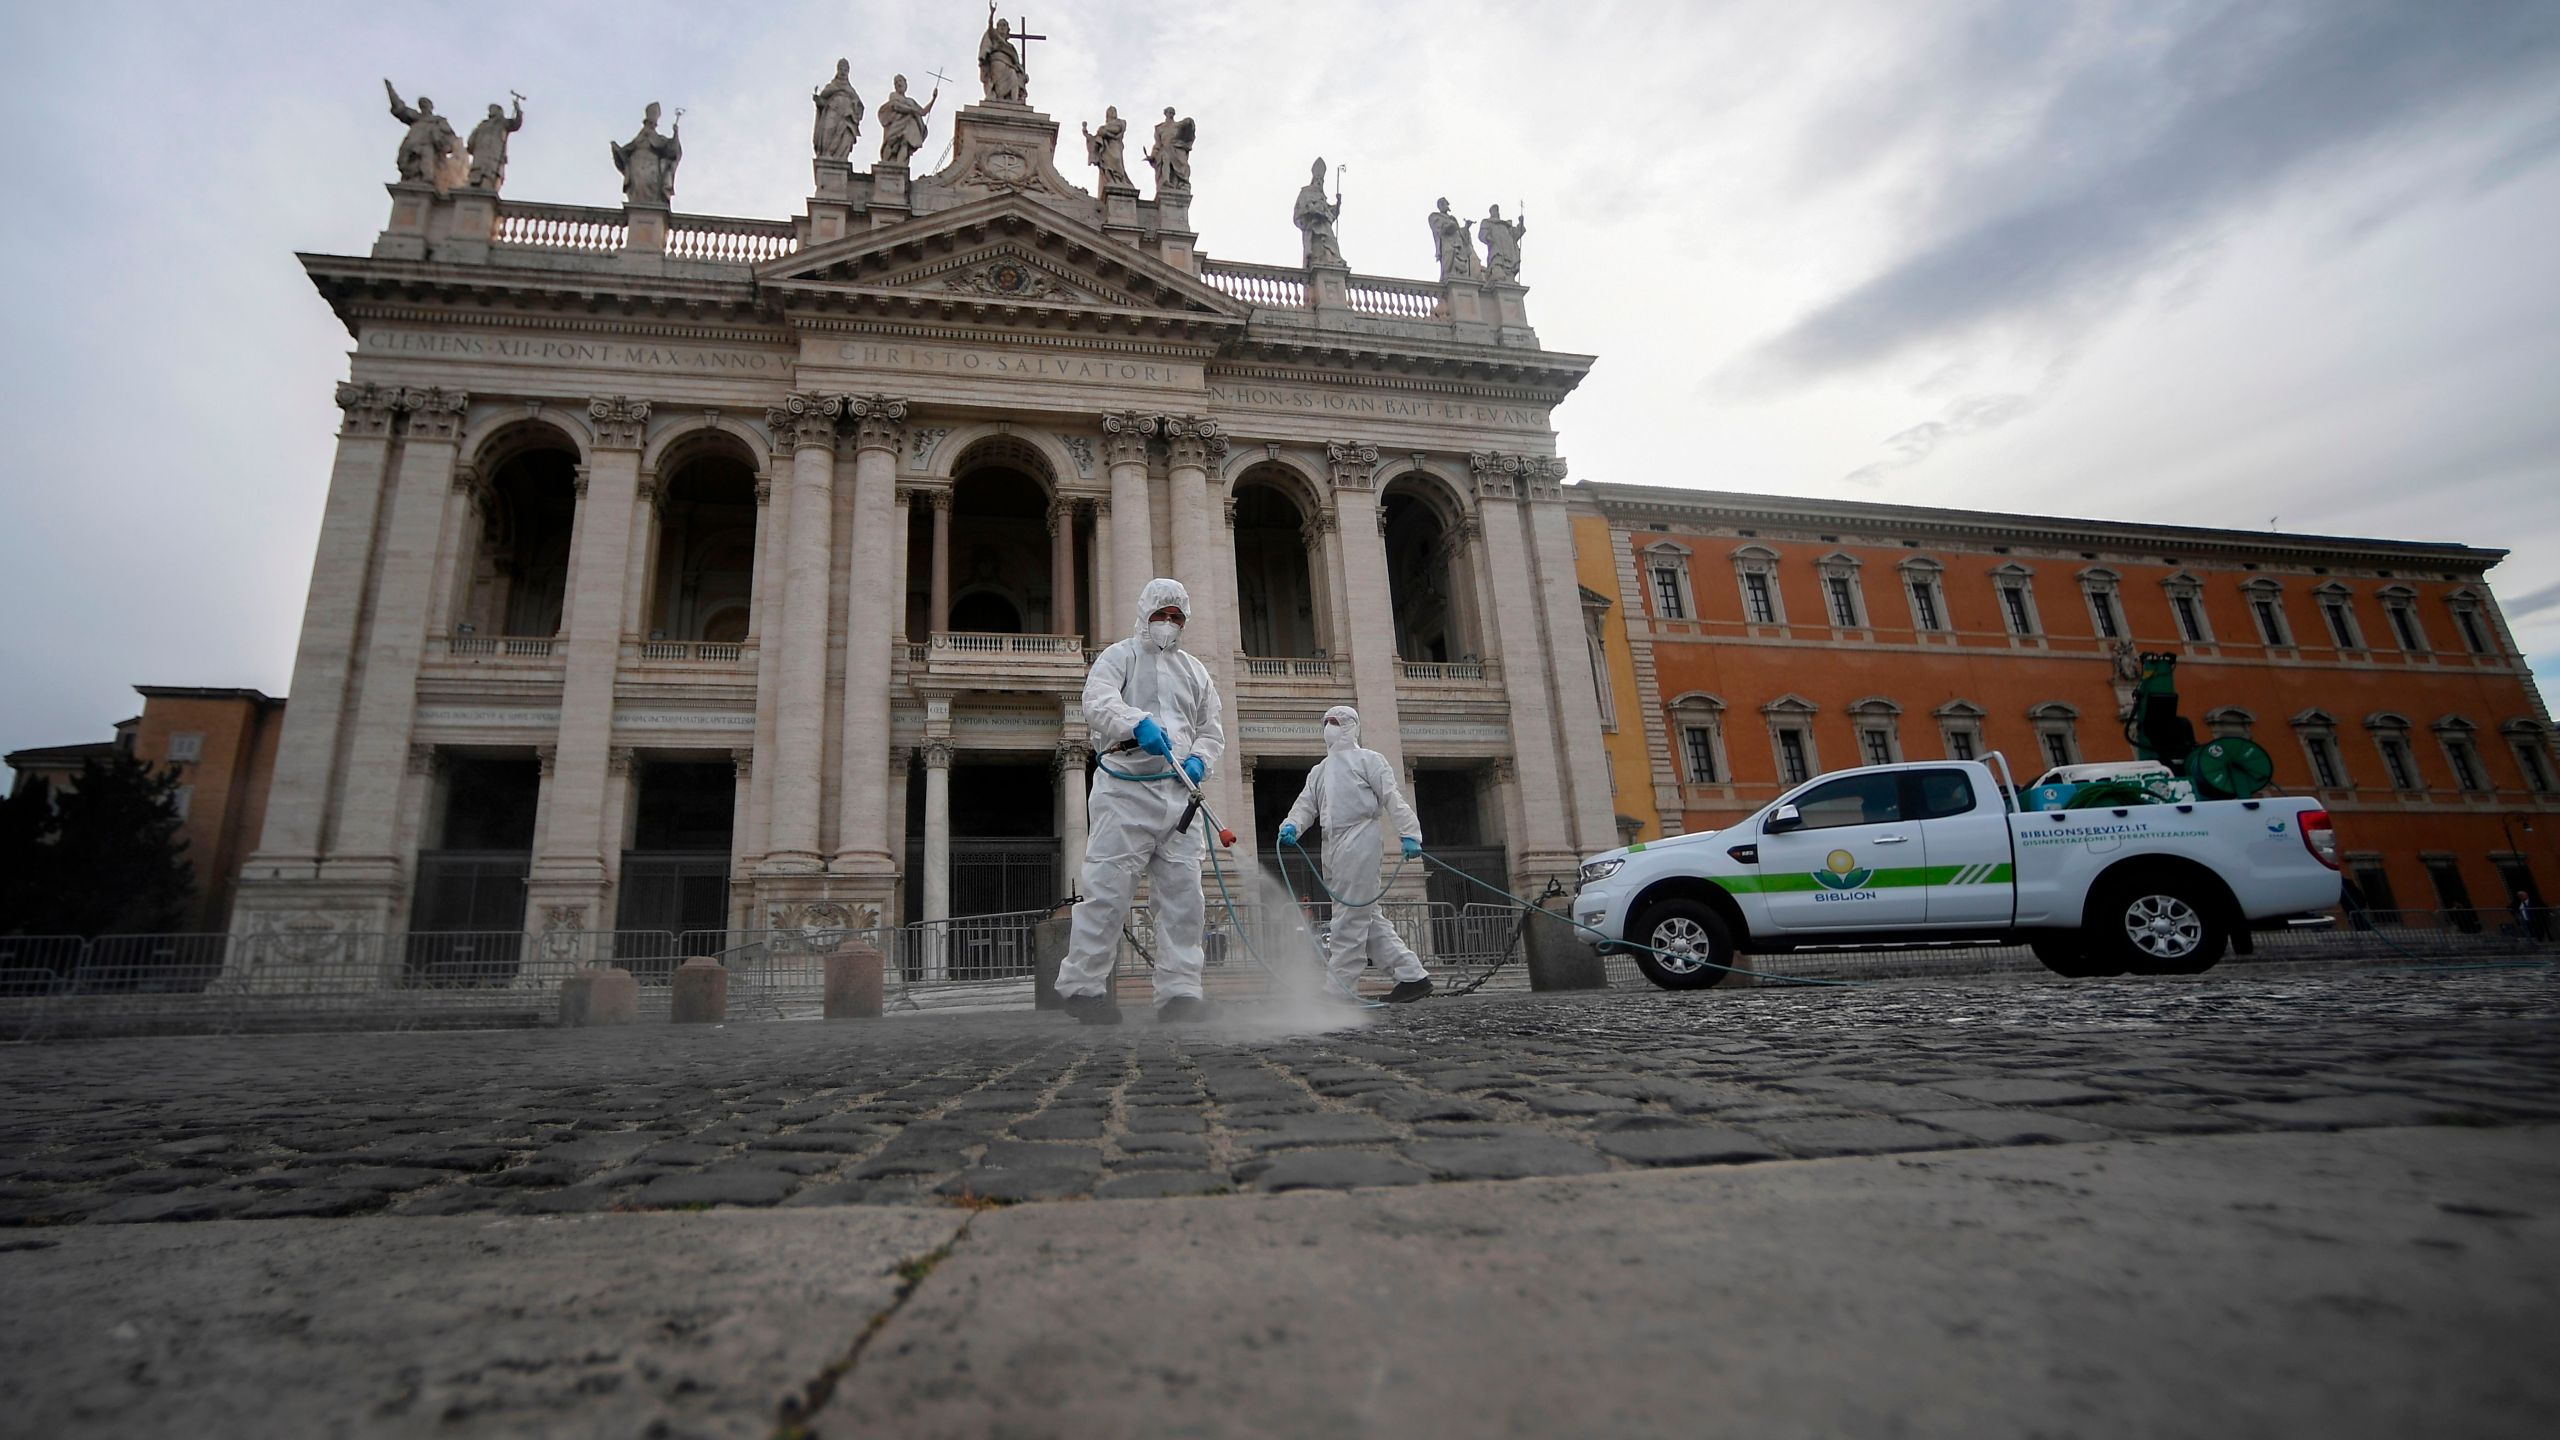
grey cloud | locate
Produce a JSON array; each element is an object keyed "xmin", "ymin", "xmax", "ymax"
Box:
[
  {"xmin": 1843, "ymin": 389, "xmax": 2042, "ymax": 487},
  {"xmin": 2502, "ymin": 579, "xmax": 2560, "ymax": 622},
  {"xmin": 1752, "ymin": 0, "xmax": 2560, "ymax": 379}
]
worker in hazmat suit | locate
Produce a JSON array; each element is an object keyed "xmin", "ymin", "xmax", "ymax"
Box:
[
  {"xmin": 1053, "ymin": 578, "xmax": 1227, "ymax": 1024},
  {"xmin": 1279, "ymin": 705, "xmax": 1433, "ymax": 1004}
]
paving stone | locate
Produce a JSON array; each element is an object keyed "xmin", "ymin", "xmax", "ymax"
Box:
[
  {"xmin": 1122, "ymin": 1110, "xmax": 1208, "ymax": 1134},
  {"xmin": 1923, "ymin": 1078, "xmax": 2115, "ymax": 1107},
  {"xmin": 748, "ymin": 1132, "xmax": 878, "ymax": 1155},
  {"xmin": 1096, "ymin": 1170, "xmax": 1233, "ymax": 1199},
  {"xmin": 1247, "ymin": 1151, "xmax": 1430, "ymax": 1192},
  {"xmin": 2217, "ymin": 1095, "xmax": 2479, "ymax": 1131},
  {"xmin": 1234, "ymin": 1115, "xmax": 1399, "ymax": 1151},
  {"xmin": 1590, "ymin": 1126, "xmax": 1784, "ymax": 1167},
  {"xmin": 629, "ymin": 1167, "xmax": 803, "ymax": 1208},
  {"xmin": 939, "ymin": 1167, "xmax": 1096, "ymax": 1202},
  {"xmin": 236, "ymin": 1188, "xmax": 394, "ymax": 1220},
  {"xmin": 107, "ymin": 1167, "xmax": 230, "ymax": 1193},
  {"xmin": 1521, "ymin": 1093, "xmax": 1639, "ymax": 1117},
  {"xmin": 1400, "ymin": 1138, "xmax": 1610, "ymax": 1181},
  {"xmin": 473, "ymin": 1161, "xmax": 585, "ymax": 1189},
  {"xmin": 1904, "ymin": 1110, "xmax": 2119, "ymax": 1145},
  {"xmin": 2049, "ymin": 1103, "xmax": 2248, "ymax": 1135},
  {"xmin": 979, "ymin": 1142, "xmax": 1103, "ymax": 1172},
  {"xmin": 1115, "ymin": 1133, "xmax": 1211, "ymax": 1155},
  {"xmin": 1010, "ymin": 1111, "xmax": 1109, "ymax": 1141},
  {"xmin": 1749, "ymin": 1117, "xmax": 1971, "ymax": 1159},
  {"xmin": 94, "ymin": 1189, "xmax": 257, "ymax": 1225},
  {"xmin": 1361, "ymin": 1092, "xmax": 1497, "ymax": 1123}
]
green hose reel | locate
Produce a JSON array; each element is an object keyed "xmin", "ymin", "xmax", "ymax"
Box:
[{"xmin": 2190, "ymin": 736, "xmax": 2275, "ymax": 800}]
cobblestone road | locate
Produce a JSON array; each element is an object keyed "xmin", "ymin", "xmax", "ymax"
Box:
[{"xmin": 2, "ymin": 967, "xmax": 2552, "ymax": 1228}]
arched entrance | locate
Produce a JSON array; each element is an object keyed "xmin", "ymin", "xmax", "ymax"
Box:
[
  {"xmin": 645, "ymin": 435, "xmax": 759, "ymax": 644},
  {"xmin": 1381, "ymin": 475, "xmax": 1478, "ymax": 663},
  {"xmin": 1231, "ymin": 470, "xmax": 1324, "ymax": 658}
]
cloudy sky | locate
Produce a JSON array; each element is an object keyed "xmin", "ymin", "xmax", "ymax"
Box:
[{"xmin": 4, "ymin": 0, "xmax": 2558, "ymax": 780}]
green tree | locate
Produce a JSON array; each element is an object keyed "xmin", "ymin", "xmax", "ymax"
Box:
[{"xmin": 0, "ymin": 756, "xmax": 195, "ymax": 937}]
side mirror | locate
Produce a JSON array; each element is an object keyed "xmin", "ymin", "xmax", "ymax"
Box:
[{"xmin": 1764, "ymin": 803, "xmax": 1803, "ymax": 835}]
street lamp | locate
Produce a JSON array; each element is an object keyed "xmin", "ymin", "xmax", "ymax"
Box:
[{"xmin": 2500, "ymin": 811, "xmax": 2537, "ymax": 855}]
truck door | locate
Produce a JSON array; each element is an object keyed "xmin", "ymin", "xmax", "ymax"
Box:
[
  {"xmin": 1910, "ymin": 767, "xmax": 2014, "ymax": 925},
  {"xmin": 1756, "ymin": 770, "xmax": 1930, "ymax": 931}
]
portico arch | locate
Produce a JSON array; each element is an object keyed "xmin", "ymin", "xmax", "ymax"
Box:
[
  {"xmin": 1378, "ymin": 468, "xmax": 1482, "ymax": 663},
  {"xmin": 456, "ymin": 418, "xmax": 584, "ymax": 640},
  {"xmin": 927, "ymin": 434, "xmax": 1073, "ymax": 636},
  {"xmin": 1230, "ymin": 460, "xmax": 1326, "ymax": 658},
  {"xmin": 644, "ymin": 428, "xmax": 761, "ymax": 645}
]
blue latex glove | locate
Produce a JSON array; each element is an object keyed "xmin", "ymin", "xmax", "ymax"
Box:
[
  {"xmin": 1402, "ymin": 837, "xmax": 1422, "ymax": 858},
  {"xmin": 1181, "ymin": 755, "xmax": 1206, "ymax": 786},
  {"xmin": 1132, "ymin": 715, "xmax": 1172, "ymax": 757},
  {"xmin": 1278, "ymin": 822, "xmax": 1300, "ymax": 845}
]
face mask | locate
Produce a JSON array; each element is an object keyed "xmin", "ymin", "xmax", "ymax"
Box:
[
  {"xmin": 1324, "ymin": 722, "xmax": 1357, "ymax": 752},
  {"xmin": 1147, "ymin": 620, "xmax": 1183, "ymax": 651}
]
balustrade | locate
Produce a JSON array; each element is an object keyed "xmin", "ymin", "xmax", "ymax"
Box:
[
  {"xmin": 490, "ymin": 201, "xmax": 797, "ymax": 263},
  {"xmin": 1200, "ymin": 260, "xmax": 1309, "ymax": 309},
  {"xmin": 491, "ymin": 201, "xmax": 626, "ymax": 253},
  {"xmin": 1346, "ymin": 274, "xmax": 1445, "ymax": 319}
]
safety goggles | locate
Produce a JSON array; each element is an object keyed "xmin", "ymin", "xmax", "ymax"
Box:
[{"xmin": 1147, "ymin": 606, "xmax": 1186, "ymax": 626}]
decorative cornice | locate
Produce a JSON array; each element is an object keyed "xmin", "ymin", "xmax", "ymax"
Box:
[
  {"xmin": 1325, "ymin": 439, "xmax": 1380, "ymax": 491},
  {"xmin": 1160, "ymin": 415, "xmax": 1227, "ymax": 472},
  {"xmin": 766, "ymin": 391, "xmax": 845, "ymax": 451},
  {"xmin": 920, "ymin": 739, "xmax": 954, "ymax": 769},
  {"xmin": 1100, "ymin": 410, "xmax": 1157, "ymax": 468},
  {"xmin": 397, "ymin": 386, "xmax": 469, "ymax": 442},
  {"xmin": 587, "ymin": 396, "xmax": 652, "ymax": 450},
  {"xmin": 847, "ymin": 393, "xmax": 909, "ymax": 454}
]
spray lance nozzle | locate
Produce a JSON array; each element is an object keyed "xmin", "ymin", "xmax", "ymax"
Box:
[{"xmin": 1172, "ymin": 775, "xmax": 1237, "ymax": 848}]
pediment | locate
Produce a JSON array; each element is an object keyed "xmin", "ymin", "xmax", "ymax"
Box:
[{"xmin": 757, "ymin": 195, "xmax": 1246, "ymax": 323}]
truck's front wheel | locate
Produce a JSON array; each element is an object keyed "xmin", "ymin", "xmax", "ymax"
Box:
[
  {"xmin": 2090, "ymin": 877, "xmax": 2227, "ymax": 975},
  {"xmin": 1628, "ymin": 900, "xmax": 1740, "ymax": 990}
]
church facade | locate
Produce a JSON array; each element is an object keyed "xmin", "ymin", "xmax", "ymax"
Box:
[{"xmin": 232, "ymin": 50, "xmax": 1614, "ymax": 952}]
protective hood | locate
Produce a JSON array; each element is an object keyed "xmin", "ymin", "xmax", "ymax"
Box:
[
  {"xmin": 1132, "ymin": 577, "xmax": 1191, "ymax": 640},
  {"xmin": 1322, "ymin": 704, "xmax": 1360, "ymax": 752}
]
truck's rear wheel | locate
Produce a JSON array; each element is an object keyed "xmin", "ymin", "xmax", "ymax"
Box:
[
  {"xmin": 1628, "ymin": 900, "xmax": 1739, "ymax": 991},
  {"xmin": 2090, "ymin": 878, "xmax": 2226, "ymax": 975},
  {"xmin": 2030, "ymin": 936, "xmax": 2121, "ymax": 978}
]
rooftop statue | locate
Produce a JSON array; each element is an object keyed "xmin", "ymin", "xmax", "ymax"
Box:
[
  {"xmin": 1145, "ymin": 108, "xmax": 1194, "ymax": 195},
  {"xmin": 1295, "ymin": 158, "xmax": 1345, "ymax": 269},
  {"xmin": 812, "ymin": 60, "xmax": 863, "ymax": 161},
  {"xmin": 465, "ymin": 98, "xmax": 524, "ymax": 192},
  {"xmin": 611, "ymin": 102, "xmax": 683, "ymax": 206},
  {"xmin": 979, "ymin": 6, "xmax": 1028, "ymax": 104},
  {"xmin": 382, "ymin": 80, "xmax": 458, "ymax": 189},
  {"xmin": 877, "ymin": 74, "xmax": 939, "ymax": 166},
  {"xmin": 1083, "ymin": 106, "xmax": 1132, "ymax": 190},
  {"xmin": 1428, "ymin": 197, "xmax": 1476, "ymax": 282},
  {"xmin": 1481, "ymin": 204, "xmax": 1526, "ymax": 282}
]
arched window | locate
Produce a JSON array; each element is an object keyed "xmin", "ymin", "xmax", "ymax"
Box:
[
  {"xmin": 1933, "ymin": 699, "xmax": 1986, "ymax": 761},
  {"xmin": 2366, "ymin": 712, "xmax": 2423, "ymax": 792},
  {"xmin": 2291, "ymin": 709, "xmax": 2348, "ymax": 791},
  {"xmin": 459, "ymin": 428, "xmax": 581, "ymax": 640},
  {"xmin": 2502, "ymin": 718, "xmax": 2555, "ymax": 795},
  {"xmin": 1731, "ymin": 545, "xmax": 1785, "ymax": 627},
  {"xmin": 2241, "ymin": 578, "xmax": 2292, "ymax": 648},
  {"xmin": 940, "ymin": 438, "xmax": 1060, "ymax": 636},
  {"xmin": 2311, "ymin": 582, "xmax": 2363, "ymax": 652},
  {"xmin": 646, "ymin": 433, "xmax": 760, "ymax": 647},
  {"xmin": 1231, "ymin": 471, "xmax": 1323, "ymax": 658},
  {"xmin": 1762, "ymin": 694, "xmax": 1819, "ymax": 785},
  {"xmin": 1381, "ymin": 476, "xmax": 1477, "ymax": 662},
  {"xmin": 2161, "ymin": 572, "xmax": 2213, "ymax": 644},
  {"xmin": 1847, "ymin": 697, "xmax": 1902, "ymax": 766},
  {"xmin": 2205, "ymin": 706, "xmax": 2255, "ymax": 740},
  {"xmin": 1991, "ymin": 564, "xmax": 2042, "ymax": 638},
  {"xmin": 1899, "ymin": 557, "xmax": 1949, "ymax": 634},
  {"xmin": 2077, "ymin": 567, "xmax": 2124, "ymax": 641},
  {"xmin": 2433, "ymin": 716, "xmax": 2487, "ymax": 794},
  {"xmin": 2027, "ymin": 701, "xmax": 2080, "ymax": 769},
  {"xmin": 2377, "ymin": 585, "xmax": 2428, "ymax": 653},
  {"xmin": 1817, "ymin": 553, "xmax": 1868, "ymax": 631}
]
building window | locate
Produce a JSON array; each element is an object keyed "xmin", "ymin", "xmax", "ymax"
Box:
[
  {"xmin": 2029, "ymin": 702, "xmax": 2079, "ymax": 769},
  {"xmin": 2347, "ymin": 856, "xmax": 2398, "ymax": 919},
  {"xmin": 1860, "ymin": 729, "xmax": 1894, "ymax": 765},
  {"xmin": 2292, "ymin": 710, "xmax": 2346, "ymax": 790},
  {"xmin": 2315, "ymin": 587, "xmax": 2362, "ymax": 651},
  {"xmin": 2206, "ymin": 707, "xmax": 2255, "ymax": 740},
  {"xmin": 1936, "ymin": 700, "xmax": 1986, "ymax": 762},
  {"xmin": 171, "ymin": 784, "xmax": 194, "ymax": 821},
  {"xmin": 1651, "ymin": 565, "xmax": 1686, "ymax": 620},
  {"xmin": 1581, "ymin": 597, "xmax": 1617, "ymax": 731},
  {"xmin": 2374, "ymin": 729, "xmax": 2420, "ymax": 791},
  {"xmin": 1776, "ymin": 728, "xmax": 1811, "ymax": 784},
  {"xmin": 1847, "ymin": 697, "xmax": 1902, "ymax": 767},
  {"xmin": 1815, "ymin": 553, "xmax": 1866, "ymax": 630},
  {"xmin": 1732, "ymin": 545, "xmax": 1785, "ymax": 626},
  {"xmin": 2163, "ymin": 574, "xmax": 2212, "ymax": 643},
  {"xmin": 1683, "ymin": 727, "xmax": 1720, "ymax": 783},
  {"xmin": 2423, "ymin": 856, "xmax": 2479, "ymax": 931},
  {"xmin": 1947, "ymin": 728, "xmax": 1977, "ymax": 761},
  {"xmin": 165, "ymin": 731, "xmax": 205, "ymax": 764},
  {"xmin": 1996, "ymin": 577, "xmax": 2040, "ymax": 637},
  {"xmin": 2243, "ymin": 581, "xmax": 2290, "ymax": 647},
  {"xmin": 2440, "ymin": 730, "xmax": 2486, "ymax": 793},
  {"xmin": 2448, "ymin": 596, "xmax": 2493, "ymax": 655},
  {"xmin": 2380, "ymin": 587, "xmax": 2426, "ymax": 652},
  {"xmin": 2506, "ymin": 723, "xmax": 2554, "ymax": 794},
  {"xmin": 2079, "ymin": 569, "xmax": 2124, "ymax": 640},
  {"xmin": 1900, "ymin": 559, "xmax": 1948, "ymax": 633}
]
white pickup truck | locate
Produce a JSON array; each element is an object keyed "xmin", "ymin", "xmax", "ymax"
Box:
[{"xmin": 1571, "ymin": 757, "xmax": 2342, "ymax": 987}]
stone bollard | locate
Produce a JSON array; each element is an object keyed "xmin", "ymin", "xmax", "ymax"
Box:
[
  {"xmin": 670, "ymin": 957, "xmax": 729, "ymax": 1023},
  {"xmin": 824, "ymin": 942, "xmax": 885, "ymax": 1020},
  {"xmin": 559, "ymin": 966, "xmax": 640, "ymax": 1027},
  {"xmin": 1031, "ymin": 906, "xmax": 1074, "ymax": 1010},
  {"xmin": 1524, "ymin": 902, "xmax": 1608, "ymax": 992}
]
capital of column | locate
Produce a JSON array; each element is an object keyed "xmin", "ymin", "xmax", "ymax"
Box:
[
  {"xmin": 1222, "ymin": 496, "xmax": 1239, "ymax": 528},
  {"xmin": 449, "ymin": 463, "xmax": 486, "ymax": 505},
  {"xmin": 397, "ymin": 386, "xmax": 470, "ymax": 443},
  {"xmin": 766, "ymin": 391, "xmax": 845, "ymax": 451},
  {"xmin": 920, "ymin": 487, "xmax": 953, "ymax": 513},
  {"xmin": 1048, "ymin": 498, "xmax": 1076, "ymax": 536},
  {"xmin": 1052, "ymin": 741, "xmax": 1092, "ymax": 774},
  {"xmin": 1100, "ymin": 410, "xmax": 1158, "ymax": 467},
  {"xmin": 535, "ymin": 745, "xmax": 558, "ymax": 777},
  {"xmin": 920, "ymin": 739, "xmax": 954, "ymax": 770},
  {"xmin": 406, "ymin": 743, "xmax": 441, "ymax": 777},
  {"xmin": 753, "ymin": 477, "xmax": 773, "ymax": 506},
  {"xmin": 1160, "ymin": 415, "xmax": 1227, "ymax": 471},
  {"xmin": 1326, "ymin": 439, "xmax": 1381, "ymax": 491},
  {"xmin": 1468, "ymin": 450, "xmax": 1529, "ymax": 501},
  {"xmin": 1524, "ymin": 455, "xmax": 1568, "ymax": 501},
  {"xmin": 607, "ymin": 746, "xmax": 638, "ymax": 777},
  {"xmin": 1084, "ymin": 495, "xmax": 1110, "ymax": 518},
  {"xmin": 847, "ymin": 394, "xmax": 910, "ymax": 454},
  {"xmin": 571, "ymin": 465, "xmax": 591, "ymax": 498},
  {"xmin": 731, "ymin": 747, "xmax": 754, "ymax": 779},
  {"xmin": 335, "ymin": 381, "xmax": 402, "ymax": 439},
  {"xmin": 587, "ymin": 396, "xmax": 653, "ymax": 450},
  {"xmin": 1489, "ymin": 756, "xmax": 1519, "ymax": 783}
]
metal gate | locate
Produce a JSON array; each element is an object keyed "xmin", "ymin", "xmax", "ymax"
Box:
[
  {"xmin": 615, "ymin": 853, "xmax": 733, "ymax": 981},
  {"xmin": 908, "ymin": 838, "xmax": 1063, "ymax": 918},
  {"xmin": 1424, "ymin": 844, "xmax": 1509, "ymax": 913},
  {"xmin": 408, "ymin": 851, "xmax": 530, "ymax": 986}
]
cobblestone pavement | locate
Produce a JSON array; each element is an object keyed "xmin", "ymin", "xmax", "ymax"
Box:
[{"xmin": 1, "ymin": 966, "xmax": 2552, "ymax": 1228}]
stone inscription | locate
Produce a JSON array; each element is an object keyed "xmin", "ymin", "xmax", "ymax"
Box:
[
  {"xmin": 1208, "ymin": 382, "xmax": 1545, "ymax": 429},
  {"xmin": 833, "ymin": 341, "xmax": 1198, "ymax": 388},
  {"xmin": 614, "ymin": 710, "xmax": 757, "ymax": 730},
  {"xmin": 415, "ymin": 706, "xmax": 562, "ymax": 729},
  {"xmin": 362, "ymin": 331, "xmax": 786, "ymax": 373}
]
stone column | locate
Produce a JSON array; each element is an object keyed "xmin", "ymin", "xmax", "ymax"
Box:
[
  {"xmin": 1469, "ymin": 452, "xmax": 1576, "ymax": 882},
  {"xmin": 244, "ymin": 383, "xmax": 404, "ymax": 876},
  {"xmin": 742, "ymin": 473, "xmax": 779, "ymax": 870},
  {"xmin": 1056, "ymin": 741, "xmax": 1091, "ymax": 898},
  {"xmin": 1523, "ymin": 459, "xmax": 1617, "ymax": 855},
  {"xmin": 890, "ymin": 486, "xmax": 914, "ymax": 639},
  {"xmin": 423, "ymin": 462, "xmax": 482, "ymax": 644},
  {"xmin": 1101, "ymin": 412, "xmax": 1156, "ymax": 610},
  {"xmin": 727, "ymin": 748, "xmax": 754, "ymax": 929},
  {"xmin": 621, "ymin": 468, "xmax": 661, "ymax": 642},
  {"xmin": 1049, "ymin": 499, "xmax": 1078, "ymax": 636},
  {"xmin": 1087, "ymin": 497, "xmax": 1114, "ymax": 633},
  {"xmin": 833, "ymin": 395, "xmax": 908, "ymax": 881},
  {"xmin": 927, "ymin": 488, "xmax": 953, "ymax": 634},
  {"xmin": 921, "ymin": 740, "xmax": 952, "ymax": 980},
  {"xmin": 324, "ymin": 388, "xmax": 471, "ymax": 896},
  {"xmin": 1302, "ymin": 509, "xmax": 1344, "ymax": 658},
  {"xmin": 1327, "ymin": 442, "xmax": 1405, "ymax": 776},
  {"xmin": 760, "ymin": 391, "xmax": 843, "ymax": 870},
  {"xmin": 1163, "ymin": 416, "xmax": 1248, "ymax": 870},
  {"xmin": 526, "ymin": 397, "xmax": 651, "ymax": 929}
]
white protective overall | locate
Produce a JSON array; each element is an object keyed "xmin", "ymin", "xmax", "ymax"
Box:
[
  {"xmin": 1054, "ymin": 578, "xmax": 1228, "ymax": 1008},
  {"xmin": 1283, "ymin": 706, "xmax": 1428, "ymax": 997}
]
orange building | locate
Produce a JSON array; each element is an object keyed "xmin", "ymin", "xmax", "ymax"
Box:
[
  {"xmin": 6, "ymin": 687, "xmax": 287, "ymax": 932},
  {"xmin": 1571, "ymin": 484, "xmax": 2558, "ymax": 924}
]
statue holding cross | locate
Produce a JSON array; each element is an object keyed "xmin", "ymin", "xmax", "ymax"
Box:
[{"xmin": 978, "ymin": 5, "xmax": 1042, "ymax": 105}]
